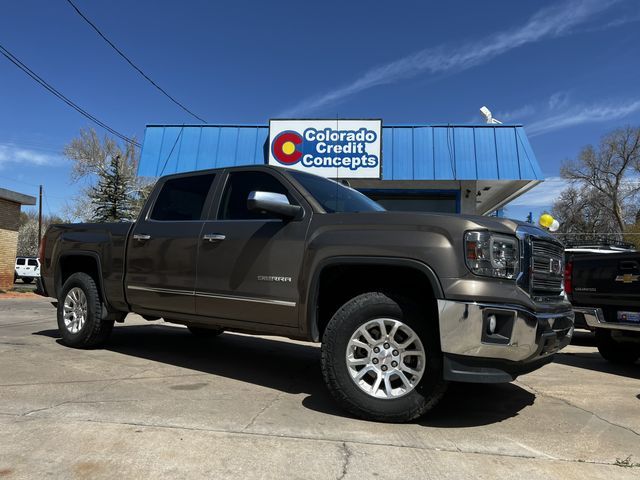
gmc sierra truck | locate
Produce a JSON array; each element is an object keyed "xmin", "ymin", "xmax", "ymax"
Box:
[
  {"xmin": 567, "ymin": 250, "xmax": 640, "ymax": 364},
  {"xmin": 38, "ymin": 165, "xmax": 574, "ymax": 422}
]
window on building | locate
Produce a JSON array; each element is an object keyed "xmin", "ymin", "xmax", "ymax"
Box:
[
  {"xmin": 218, "ymin": 171, "xmax": 294, "ymax": 220},
  {"xmin": 150, "ymin": 174, "xmax": 215, "ymax": 221}
]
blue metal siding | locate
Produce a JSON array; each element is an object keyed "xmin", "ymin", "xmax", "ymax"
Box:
[
  {"xmin": 392, "ymin": 128, "xmax": 413, "ymax": 180},
  {"xmin": 495, "ymin": 127, "xmax": 520, "ymax": 179},
  {"xmin": 412, "ymin": 127, "xmax": 434, "ymax": 180},
  {"xmin": 515, "ymin": 127, "xmax": 542, "ymax": 179},
  {"xmin": 474, "ymin": 128, "xmax": 499, "ymax": 179},
  {"xmin": 138, "ymin": 124, "xmax": 542, "ymax": 181},
  {"xmin": 433, "ymin": 127, "xmax": 455, "ymax": 179},
  {"xmin": 453, "ymin": 127, "xmax": 476, "ymax": 179}
]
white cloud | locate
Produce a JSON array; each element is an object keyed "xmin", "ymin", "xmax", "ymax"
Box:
[
  {"xmin": 526, "ymin": 99, "xmax": 640, "ymax": 137},
  {"xmin": 0, "ymin": 143, "xmax": 63, "ymax": 170},
  {"xmin": 547, "ymin": 91, "xmax": 571, "ymax": 110},
  {"xmin": 509, "ymin": 177, "xmax": 568, "ymax": 207},
  {"xmin": 279, "ymin": 0, "xmax": 621, "ymax": 116},
  {"xmin": 496, "ymin": 104, "xmax": 537, "ymax": 123}
]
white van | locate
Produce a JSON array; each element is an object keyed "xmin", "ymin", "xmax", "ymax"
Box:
[{"xmin": 14, "ymin": 257, "xmax": 40, "ymax": 283}]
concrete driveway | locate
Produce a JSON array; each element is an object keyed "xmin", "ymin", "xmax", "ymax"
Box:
[{"xmin": 1, "ymin": 296, "xmax": 639, "ymax": 479}]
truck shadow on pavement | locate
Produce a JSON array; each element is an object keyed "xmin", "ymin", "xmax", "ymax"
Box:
[
  {"xmin": 553, "ymin": 352, "xmax": 640, "ymax": 379},
  {"xmin": 35, "ymin": 323, "xmax": 536, "ymax": 427},
  {"xmin": 553, "ymin": 330, "xmax": 640, "ymax": 378}
]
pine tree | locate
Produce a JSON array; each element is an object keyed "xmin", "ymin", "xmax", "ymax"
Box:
[
  {"xmin": 64, "ymin": 128, "xmax": 154, "ymax": 223},
  {"xmin": 90, "ymin": 155, "xmax": 135, "ymax": 222}
]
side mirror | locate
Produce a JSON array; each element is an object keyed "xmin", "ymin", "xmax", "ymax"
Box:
[{"xmin": 247, "ymin": 191, "xmax": 302, "ymax": 219}]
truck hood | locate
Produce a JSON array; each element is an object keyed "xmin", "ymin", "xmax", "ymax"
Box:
[{"xmin": 328, "ymin": 211, "xmax": 550, "ymax": 238}]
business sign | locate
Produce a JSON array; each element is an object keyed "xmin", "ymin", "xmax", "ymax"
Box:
[{"xmin": 268, "ymin": 119, "xmax": 382, "ymax": 178}]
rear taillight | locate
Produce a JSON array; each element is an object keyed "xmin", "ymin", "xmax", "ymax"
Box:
[
  {"xmin": 564, "ymin": 260, "xmax": 573, "ymax": 295},
  {"xmin": 38, "ymin": 234, "xmax": 46, "ymax": 267}
]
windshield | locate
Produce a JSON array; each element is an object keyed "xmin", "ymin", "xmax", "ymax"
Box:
[{"xmin": 289, "ymin": 171, "xmax": 384, "ymax": 213}]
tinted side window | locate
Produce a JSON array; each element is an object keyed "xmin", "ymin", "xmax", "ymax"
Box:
[
  {"xmin": 28, "ymin": 259, "xmax": 38, "ymax": 266},
  {"xmin": 16, "ymin": 259, "xmax": 25, "ymax": 266},
  {"xmin": 218, "ymin": 171, "xmax": 294, "ymax": 220},
  {"xmin": 150, "ymin": 174, "xmax": 215, "ymax": 221}
]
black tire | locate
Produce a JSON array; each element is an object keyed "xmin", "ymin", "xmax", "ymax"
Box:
[
  {"xmin": 57, "ymin": 272, "xmax": 114, "ymax": 348},
  {"xmin": 321, "ymin": 292, "xmax": 447, "ymax": 423},
  {"xmin": 595, "ymin": 329, "xmax": 640, "ymax": 364},
  {"xmin": 187, "ymin": 325, "xmax": 224, "ymax": 338},
  {"xmin": 22, "ymin": 277, "xmax": 33, "ymax": 284}
]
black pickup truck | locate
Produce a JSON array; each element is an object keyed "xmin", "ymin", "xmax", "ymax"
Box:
[
  {"xmin": 567, "ymin": 250, "xmax": 640, "ymax": 364},
  {"xmin": 38, "ymin": 165, "xmax": 574, "ymax": 422}
]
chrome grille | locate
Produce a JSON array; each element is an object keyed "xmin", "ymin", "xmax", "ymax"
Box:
[{"xmin": 531, "ymin": 240, "xmax": 564, "ymax": 296}]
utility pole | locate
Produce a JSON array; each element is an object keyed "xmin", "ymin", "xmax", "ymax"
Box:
[{"xmin": 38, "ymin": 185, "xmax": 43, "ymax": 248}]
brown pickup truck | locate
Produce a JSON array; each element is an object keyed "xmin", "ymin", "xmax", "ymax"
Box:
[{"xmin": 37, "ymin": 165, "xmax": 574, "ymax": 422}]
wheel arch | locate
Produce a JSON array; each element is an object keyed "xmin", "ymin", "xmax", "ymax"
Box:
[
  {"xmin": 56, "ymin": 251, "xmax": 110, "ymax": 309},
  {"xmin": 306, "ymin": 256, "xmax": 444, "ymax": 342}
]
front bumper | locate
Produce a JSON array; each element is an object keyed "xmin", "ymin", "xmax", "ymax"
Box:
[
  {"xmin": 575, "ymin": 307, "xmax": 640, "ymax": 333},
  {"xmin": 438, "ymin": 300, "xmax": 574, "ymax": 383}
]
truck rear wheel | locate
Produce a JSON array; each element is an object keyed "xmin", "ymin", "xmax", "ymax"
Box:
[
  {"xmin": 595, "ymin": 329, "xmax": 640, "ymax": 364},
  {"xmin": 57, "ymin": 272, "xmax": 114, "ymax": 348},
  {"xmin": 321, "ymin": 292, "xmax": 447, "ymax": 422}
]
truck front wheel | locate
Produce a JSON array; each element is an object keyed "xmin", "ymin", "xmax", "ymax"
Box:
[
  {"xmin": 595, "ymin": 329, "xmax": 640, "ymax": 364},
  {"xmin": 321, "ymin": 292, "xmax": 447, "ymax": 422},
  {"xmin": 57, "ymin": 272, "xmax": 114, "ymax": 348}
]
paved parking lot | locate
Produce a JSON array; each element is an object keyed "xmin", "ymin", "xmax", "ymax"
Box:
[{"xmin": 1, "ymin": 296, "xmax": 639, "ymax": 479}]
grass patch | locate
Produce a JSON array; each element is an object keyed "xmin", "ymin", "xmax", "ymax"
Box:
[{"xmin": 615, "ymin": 456, "xmax": 640, "ymax": 468}]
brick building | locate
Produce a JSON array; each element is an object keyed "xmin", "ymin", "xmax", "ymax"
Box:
[{"xmin": 0, "ymin": 188, "xmax": 36, "ymax": 291}]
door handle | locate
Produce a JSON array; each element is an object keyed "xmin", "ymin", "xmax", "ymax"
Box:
[
  {"xmin": 203, "ymin": 233, "xmax": 226, "ymax": 242},
  {"xmin": 133, "ymin": 234, "xmax": 151, "ymax": 241}
]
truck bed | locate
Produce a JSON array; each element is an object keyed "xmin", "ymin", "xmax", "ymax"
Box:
[
  {"xmin": 41, "ymin": 222, "xmax": 133, "ymax": 311},
  {"xmin": 570, "ymin": 251, "xmax": 640, "ymax": 323}
]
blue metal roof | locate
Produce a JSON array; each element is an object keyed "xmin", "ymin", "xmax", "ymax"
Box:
[{"xmin": 138, "ymin": 124, "xmax": 542, "ymax": 181}]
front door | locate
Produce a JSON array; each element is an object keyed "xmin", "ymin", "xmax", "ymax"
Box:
[
  {"xmin": 125, "ymin": 173, "xmax": 216, "ymax": 315},
  {"xmin": 195, "ymin": 170, "xmax": 309, "ymax": 328}
]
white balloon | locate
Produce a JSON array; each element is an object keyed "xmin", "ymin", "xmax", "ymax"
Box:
[{"xmin": 549, "ymin": 219, "xmax": 560, "ymax": 232}]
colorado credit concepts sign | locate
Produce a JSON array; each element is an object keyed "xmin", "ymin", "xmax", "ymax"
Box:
[{"xmin": 268, "ymin": 119, "xmax": 382, "ymax": 178}]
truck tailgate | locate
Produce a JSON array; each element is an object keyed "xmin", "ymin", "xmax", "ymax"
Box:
[{"xmin": 571, "ymin": 252, "xmax": 640, "ymax": 315}]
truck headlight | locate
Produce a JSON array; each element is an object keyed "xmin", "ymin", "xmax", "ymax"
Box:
[{"xmin": 465, "ymin": 231, "xmax": 520, "ymax": 279}]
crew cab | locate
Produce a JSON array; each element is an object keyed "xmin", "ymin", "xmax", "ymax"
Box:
[
  {"xmin": 567, "ymin": 249, "xmax": 640, "ymax": 364},
  {"xmin": 38, "ymin": 166, "xmax": 574, "ymax": 422}
]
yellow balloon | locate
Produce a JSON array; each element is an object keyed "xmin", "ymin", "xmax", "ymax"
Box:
[{"xmin": 539, "ymin": 213, "xmax": 554, "ymax": 228}]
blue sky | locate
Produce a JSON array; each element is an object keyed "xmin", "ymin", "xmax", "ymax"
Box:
[{"xmin": 1, "ymin": 0, "xmax": 639, "ymax": 221}]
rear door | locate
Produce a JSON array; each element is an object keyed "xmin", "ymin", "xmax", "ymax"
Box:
[
  {"xmin": 195, "ymin": 169, "xmax": 310, "ymax": 328},
  {"xmin": 27, "ymin": 259, "xmax": 39, "ymax": 277},
  {"xmin": 125, "ymin": 173, "xmax": 217, "ymax": 315}
]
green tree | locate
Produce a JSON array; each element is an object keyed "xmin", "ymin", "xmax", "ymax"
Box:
[
  {"xmin": 63, "ymin": 128, "xmax": 153, "ymax": 222},
  {"xmin": 90, "ymin": 154, "xmax": 135, "ymax": 222}
]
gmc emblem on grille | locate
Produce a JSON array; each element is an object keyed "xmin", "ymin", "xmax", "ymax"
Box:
[{"xmin": 549, "ymin": 258, "xmax": 562, "ymax": 275}]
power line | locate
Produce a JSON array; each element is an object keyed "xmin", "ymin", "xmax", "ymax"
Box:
[
  {"xmin": 65, "ymin": 0, "xmax": 207, "ymax": 123},
  {"xmin": 0, "ymin": 43, "xmax": 141, "ymax": 148},
  {"xmin": 159, "ymin": 126, "xmax": 185, "ymax": 176}
]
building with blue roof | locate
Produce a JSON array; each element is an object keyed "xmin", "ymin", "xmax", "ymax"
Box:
[{"xmin": 138, "ymin": 122, "xmax": 543, "ymax": 215}]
